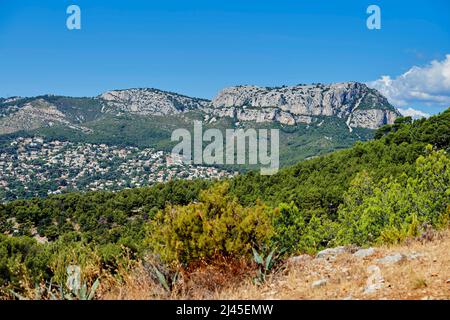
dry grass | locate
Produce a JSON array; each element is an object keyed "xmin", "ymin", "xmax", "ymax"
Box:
[
  {"xmin": 99, "ymin": 256, "xmax": 255, "ymax": 300},
  {"xmin": 217, "ymin": 229, "xmax": 450, "ymax": 300},
  {"xmin": 99, "ymin": 230, "xmax": 450, "ymax": 300}
]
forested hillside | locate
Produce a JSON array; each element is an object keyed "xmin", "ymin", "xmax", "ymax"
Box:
[{"xmin": 0, "ymin": 109, "xmax": 448, "ymax": 299}]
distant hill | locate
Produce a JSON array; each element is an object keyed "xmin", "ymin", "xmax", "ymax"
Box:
[{"xmin": 0, "ymin": 82, "xmax": 400, "ymax": 168}]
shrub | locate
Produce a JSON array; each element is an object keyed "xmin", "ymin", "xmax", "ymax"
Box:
[
  {"xmin": 337, "ymin": 146, "xmax": 450, "ymax": 245},
  {"xmin": 0, "ymin": 235, "xmax": 51, "ymax": 292},
  {"xmin": 272, "ymin": 202, "xmax": 337, "ymax": 255},
  {"xmin": 47, "ymin": 241, "xmax": 103, "ymax": 285},
  {"xmin": 146, "ymin": 182, "xmax": 274, "ymax": 264},
  {"xmin": 272, "ymin": 202, "xmax": 305, "ymax": 253}
]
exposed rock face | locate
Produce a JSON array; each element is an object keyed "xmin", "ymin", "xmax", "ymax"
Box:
[
  {"xmin": 349, "ymin": 109, "xmax": 399, "ymax": 130},
  {"xmin": 209, "ymin": 82, "xmax": 400, "ymax": 129},
  {"xmin": 0, "ymin": 99, "xmax": 91, "ymax": 134},
  {"xmin": 100, "ymin": 88, "xmax": 210, "ymax": 116}
]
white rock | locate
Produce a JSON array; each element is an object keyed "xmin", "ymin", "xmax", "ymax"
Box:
[
  {"xmin": 364, "ymin": 265, "xmax": 384, "ymax": 294},
  {"xmin": 376, "ymin": 253, "xmax": 406, "ymax": 265},
  {"xmin": 311, "ymin": 278, "xmax": 328, "ymax": 288},
  {"xmin": 316, "ymin": 246, "xmax": 347, "ymax": 260},
  {"xmin": 100, "ymin": 88, "xmax": 210, "ymax": 116},
  {"xmin": 211, "ymin": 82, "xmax": 399, "ymax": 129},
  {"xmin": 406, "ymin": 252, "xmax": 424, "ymax": 260},
  {"xmin": 287, "ymin": 254, "xmax": 312, "ymax": 265},
  {"xmin": 353, "ymin": 247, "xmax": 376, "ymax": 259}
]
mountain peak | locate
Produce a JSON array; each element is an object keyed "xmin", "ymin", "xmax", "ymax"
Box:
[
  {"xmin": 99, "ymin": 87, "xmax": 210, "ymax": 115},
  {"xmin": 210, "ymin": 81, "xmax": 400, "ymax": 129}
]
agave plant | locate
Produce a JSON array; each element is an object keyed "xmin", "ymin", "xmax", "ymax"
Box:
[
  {"xmin": 152, "ymin": 266, "xmax": 179, "ymax": 293},
  {"xmin": 252, "ymin": 247, "xmax": 278, "ymax": 285},
  {"xmin": 9, "ymin": 281, "xmax": 56, "ymax": 300},
  {"xmin": 10, "ymin": 279, "xmax": 100, "ymax": 300},
  {"xmin": 9, "ymin": 265, "xmax": 100, "ymax": 301},
  {"xmin": 61, "ymin": 278, "xmax": 100, "ymax": 300}
]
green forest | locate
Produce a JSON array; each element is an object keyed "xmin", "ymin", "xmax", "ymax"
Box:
[{"xmin": 0, "ymin": 109, "xmax": 449, "ymax": 298}]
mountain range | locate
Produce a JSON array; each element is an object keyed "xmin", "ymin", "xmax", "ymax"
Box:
[{"xmin": 0, "ymin": 82, "xmax": 401, "ymax": 167}]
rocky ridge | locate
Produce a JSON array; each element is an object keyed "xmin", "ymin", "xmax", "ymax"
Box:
[
  {"xmin": 99, "ymin": 88, "xmax": 210, "ymax": 116},
  {"xmin": 207, "ymin": 82, "xmax": 400, "ymax": 129},
  {"xmin": 0, "ymin": 82, "xmax": 401, "ymax": 135},
  {"xmin": 0, "ymin": 98, "xmax": 91, "ymax": 134}
]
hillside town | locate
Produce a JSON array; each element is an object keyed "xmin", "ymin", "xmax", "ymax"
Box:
[{"xmin": 0, "ymin": 137, "xmax": 235, "ymax": 202}]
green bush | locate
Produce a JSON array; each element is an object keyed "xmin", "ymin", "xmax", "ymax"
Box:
[
  {"xmin": 146, "ymin": 182, "xmax": 274, "ymax": 264},
  {"xmin": 272, "ymin": 202, "xmax": 305, "ymax": 253},
  {"xmin": 337, "ymin": 146, "xmax": 450, "ymax": 245},
  {"xmin": 297, "ymin": 213, "xmax": 337, "ymax": 254},
  {"xmin": 0, "ymin": 235, "xmax": 51, "ymax": 292}
]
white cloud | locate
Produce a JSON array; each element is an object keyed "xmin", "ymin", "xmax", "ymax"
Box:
[
  {"xmin": 397, "ymin": 107, "xmax": 430, "ymax": 119},
  {"xmin": 367, "ymin": 55, "xmax": 450, "ymax": 108}
]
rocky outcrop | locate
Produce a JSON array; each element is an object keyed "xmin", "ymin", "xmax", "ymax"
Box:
[
  {"xmin": 96, "ymin": 82, "xmax": 401, "ymax": 130},
  {"xmin": 364, "ymin": 265, "xmax": 385, "ymax": 294},
  {"xmin": 375, "ymin": 253, "xmax": 406, "ymax": 265},
  {"xmin": 99, "ymin": 88, "xmax": 210, "ymax": 116},
  {"xmin": 316, "ymin": 246, "xmax": 348, "ymax": 260},
  {"xmin": 353, "ymin": 247, "xmax": 376, "ymax": 259},
  {"xmin": 209, "ymin": 82, "xmax": 400, "ymax": 129},
  {"xmin": 0, "ymin": 99, "xmax": 91, "ymax": 134},
  {"xmin": 0, "ymin": 82, "xmax": 401, "ymax": 136},
  {"xmin": 348, "ymin": 109, "xmax": 399, "ymax": 130}
]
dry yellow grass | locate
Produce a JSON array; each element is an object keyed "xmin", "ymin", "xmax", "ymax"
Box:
[
  {"xmin": 100, "ymin": 230, "xmax": 450, "ymax": 300},
  {"xmin": 99, "ymin": 257, "xmax": 254, "ymax": 300},
  {"xmin": 217, "ymin": 230, "xmax": 450, "ymax": 300}
]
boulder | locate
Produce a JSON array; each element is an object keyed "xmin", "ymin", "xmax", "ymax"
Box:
[
  {"xmin": 364, "ymin": 265, "xmax": 384, "ymax": 294},
  {"xmin": 406, "ymin": 252, "xmax": 424, "ymax": 260},
  {"xmin": 376, "ymin": 253, "xmax": 406, "ymax": 265},
  {"xmin": 316, "ymin": 246, "xmax": 347, "ymax": 260},
  {"xmin": 353, "ymin": 247, "xmax": 376, "ymax": 259}
]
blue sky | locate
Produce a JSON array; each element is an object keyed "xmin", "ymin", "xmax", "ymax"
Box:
[{"xmin": 1, "ymin": 0, "xmax": 449, "ymax": 115}]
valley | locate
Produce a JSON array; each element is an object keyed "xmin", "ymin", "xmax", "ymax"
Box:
[
  {"xmin": 0, "ymin": 136, "xmax": 233, "ymax": 202},
  {"xmin": 0, "ymin": 82, "xmax": 398, "ymax": 200}
]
